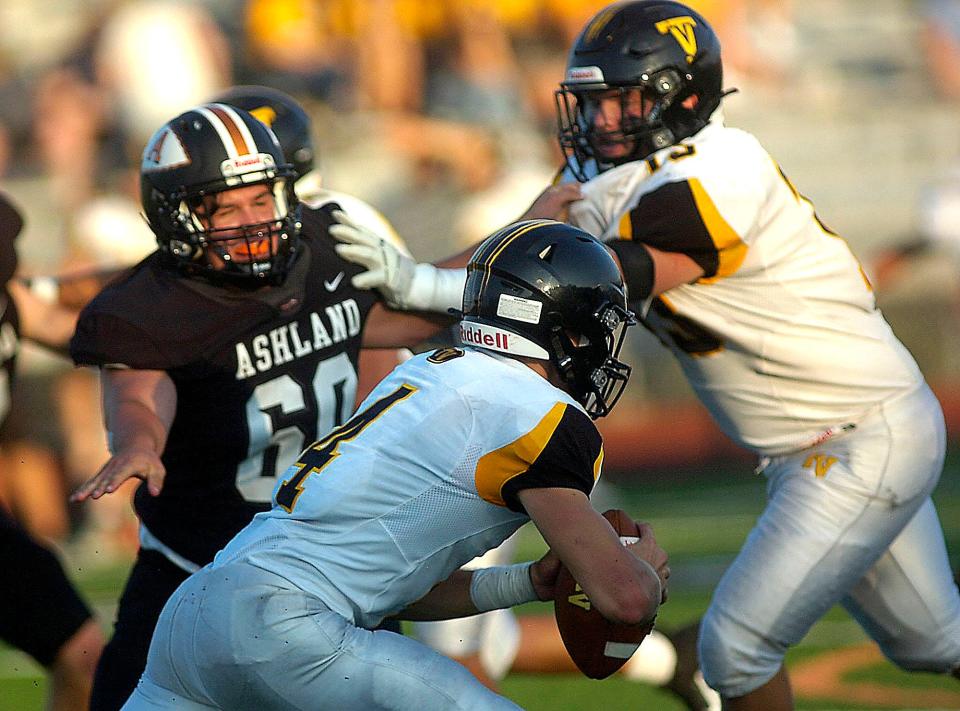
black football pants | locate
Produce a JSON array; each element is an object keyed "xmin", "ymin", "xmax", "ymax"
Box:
[{"xmin": 90, "ymin": 548, "xmax": 187, "ymax": 711}]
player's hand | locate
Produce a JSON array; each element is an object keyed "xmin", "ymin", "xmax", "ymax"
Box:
[
  {"xmin": 330, "ymin": 209, "xmax": 417, "ymax": 308},
  {"xmin": 626, "ymin": 522, "xmax": 669, "ymax": 603},
  {"xmin": 530, "ymin": 548, "xmax": 564, "ymax": 601},
  {"xmin": 517, "ymin": 183, "xmax": 583, "ymax": 222},
  {"xmin": 70, "ymin": 448, "xmax": 167, "ymax": 502}
]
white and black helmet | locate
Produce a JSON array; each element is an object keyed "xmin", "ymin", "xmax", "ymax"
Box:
[{"xmin": 140, "ymin": 103, "xmax": 301, "ymax": 285}]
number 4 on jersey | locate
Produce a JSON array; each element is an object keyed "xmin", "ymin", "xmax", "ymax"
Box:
[{"xmin": 275, "ymin": 384, "xmax": 417, "ymax": 512}]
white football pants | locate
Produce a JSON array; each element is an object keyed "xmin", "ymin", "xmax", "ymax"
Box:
[
  {"xmin": 699, "ymin": 384, "xmax": 960, "ymax": 697},
  {"xmin": 121, "ymin": 563, "xmax": 521, "ymax": 710}
]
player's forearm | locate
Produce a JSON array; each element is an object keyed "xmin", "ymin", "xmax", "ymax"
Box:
[
  {"xmin": 361, "ymin": 306, "xmax": 454, "ymax": 349},
  {"xmin": 101, "ymin": 369, "xmax": 176, "ymax": 457},
  {"xmin": 396, "ymin": 563, "xmax": 539, "ymax": 621},
  {"xmin": 395, "ymin": 569, "xmax": 477, "ymax": 621},
  {"xmin": 606, "ymin": 241, "xmax": 704, "ymax": 300},
  {"xmin": 106, "ymin": 399, "xmax": 170, "ymax": 456}
]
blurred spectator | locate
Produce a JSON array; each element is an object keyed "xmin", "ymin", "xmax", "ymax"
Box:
[
  {"xmin": 0, "ymin": 0, "xmax": 107, "ymax": 178},
  {"xmin": 917, "ymin": 163, "xmax": 960, "ymax": 261},
  {"xmin": 243, "ymin": 0, "xmax": 355, "ymax": 101},
  {"xmin": 454, "ymin": 129, "xmax": 557, "ymax": 246},
  {"xmin": 423, "ymin": 4, "xmax": 526, "ymax": 128},
  {"xmin": 687, "ymin": 0, "xmax": 797, "ymax": 91},
  {"xmin": 33, "ymin": 68, "xmax": 108, "ymax": 213},
  {"xmin": 921, "ymin": 0, "xmax": 960, "ymax": 101},
  {"xmin": 93, "ymin": 0, "xmax": 232, "ymax": 156},
  {"xmin": 871, "ymin": 160, "xmax": 960, "ymax": 293},
  {"xmin": 355, "ymin": 0, "xmax": 427, "ymax": 111}
]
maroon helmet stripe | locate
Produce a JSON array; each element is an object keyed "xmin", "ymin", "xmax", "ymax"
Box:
[{"xmin": 208, "ymin": 106, "xmax": 251, "ymax": 155}]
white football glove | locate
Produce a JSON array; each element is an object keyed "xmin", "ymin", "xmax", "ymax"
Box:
[{"xmin": 330, "ymin": 209, "xmax": 465, "ymax": 313}]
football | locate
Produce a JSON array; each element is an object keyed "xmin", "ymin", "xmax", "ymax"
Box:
[{"xmin": 553, "ymin": 508, "xmax": 655, "ymax": 679}]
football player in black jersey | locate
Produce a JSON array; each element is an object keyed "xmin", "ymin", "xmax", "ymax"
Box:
[
  {"xmin": 211, "ymin": 84, "xmax": 422, "ymax": 408},
  {"xmin": 68, "ymin": 103, "xmax": 458, "ymax": 710},
  {"xmin": 0, "ymin": 191, "xmax": 106, "ymax": 710}
]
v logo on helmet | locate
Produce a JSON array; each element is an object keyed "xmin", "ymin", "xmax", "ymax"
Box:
[
  {"xmin": 655, "ymin": 16, "xmax": 698, "ymax": 62},
  {"xmin": 249, "ymin": 106, "xmax": 278, "ymax": 129}
]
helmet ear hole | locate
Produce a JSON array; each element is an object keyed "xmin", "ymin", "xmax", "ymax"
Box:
[{"xmin": 651, "ymin": 69, "xmax": 683, "ymax": 97}]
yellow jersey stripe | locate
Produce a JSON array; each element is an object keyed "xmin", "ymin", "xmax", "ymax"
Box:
[
  {"xmin": 688, "ymin": 177, "xmax": 748, "ymax": 282},
  {"xmin": 617, "ymin": 210, "xmax": 633, "ymax": 240},
  {"xmin": 475, "ymin": 402, "xmax": 568, "ymax": 507}
]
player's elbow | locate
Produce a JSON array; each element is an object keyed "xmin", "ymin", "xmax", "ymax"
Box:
[{"xmin": 596, "ymin": 582, "xmax": 659, "ymax": 626}]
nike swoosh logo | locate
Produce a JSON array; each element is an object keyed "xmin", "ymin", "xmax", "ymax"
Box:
[{"xmin": 324, "ymin": 272, "xmax": 345, "ymax": 292}]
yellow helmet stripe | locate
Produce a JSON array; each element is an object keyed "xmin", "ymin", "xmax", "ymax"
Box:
[{"xmin": 477, "ymin": 220, "xmax": 553, "ymax": 298}]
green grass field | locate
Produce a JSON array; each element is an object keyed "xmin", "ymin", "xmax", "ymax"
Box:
[{"xmin": 2, "ymin": 453, "xmax": 958, "ymax": 710}]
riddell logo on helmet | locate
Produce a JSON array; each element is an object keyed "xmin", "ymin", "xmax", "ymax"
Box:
[
  {"xmin": 459, "ymin": 321, "xmax": 549, "ymax": 359},
  {"xmin": 221, "ymin": 153, "xmax": 276, "ymax": 178},
  {"xmin": 460, "ymin": 324, "xmax": 511, "ymax": 350},
  {"xmin": 231, "ymin": 155, "xmax": 270, "ymax": 169},
  {"xmin": 566, "ymin": 66, "xmax": 605, "ymax": 83}
]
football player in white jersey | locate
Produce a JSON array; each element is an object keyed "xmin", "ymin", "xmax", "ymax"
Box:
[
  {"xmin": 540, "ymin": 2, "xmax": 960, "ymax": 709},
  {"xmin": 120, "ymin": 220, "xmax": 668, "ymax": 710},
  {"xmin": 317, "ymin": 104, "xmax": 714, "ymax": 708},
  {"xmin": 329, "ymin": 2, "xmax": 960, "ymax": 709},
  {"xmin": 213, "ymin": 88, "xmax": 539, "ymax": 690}
]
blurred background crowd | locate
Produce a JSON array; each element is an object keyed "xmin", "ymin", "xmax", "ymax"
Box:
[{"xmin": 2, "ymin": 0, "xmax": 960, "ymax": 565}]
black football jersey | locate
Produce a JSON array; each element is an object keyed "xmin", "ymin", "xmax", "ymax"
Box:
[{"xmin": 70, "ymin": 205, "xmax": 380, "ymax": 565}]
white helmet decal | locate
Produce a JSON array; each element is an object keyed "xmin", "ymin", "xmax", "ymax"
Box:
[
  {"xmin": 142, "ymin": 127, "xmax": 190, "ymax": 172},
  {"xmin": 565, "ymin": 65, "xmax": 606, "ymax": 84},
  {"xmin": 459, "ymin": 321, "xmax": 549, "ymax": 360}
]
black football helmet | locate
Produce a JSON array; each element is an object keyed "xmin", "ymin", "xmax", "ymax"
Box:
[
  {"xmin": 211, "ymin": 85, "xmax": 315, "ymax": 179},
  {"xmin": 461, "ymin": 220, "xmax": 636, "ymax": 418},
  {"xmin": 557, "ymin": 0, "xmax": 726, "ymax": 181},
  {"xmin": 140, "ymin": 103, "xmax": 301, "ymax": 285}
]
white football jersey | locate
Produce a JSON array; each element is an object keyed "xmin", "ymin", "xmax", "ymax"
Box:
[
  {"xmin": 297, "ymin": 179, "xmax": 410, "ymax": 254},
  {"xmin": 568, "ymin": 119, "xmax": 924, "ymax": 455},
  {"xmin": 211, "ymin": 347, "xmax": 603, "ymax": 628},
  {"xmin": 918, "ymin": 167, "xmax": 960, "ymax": 255}
]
